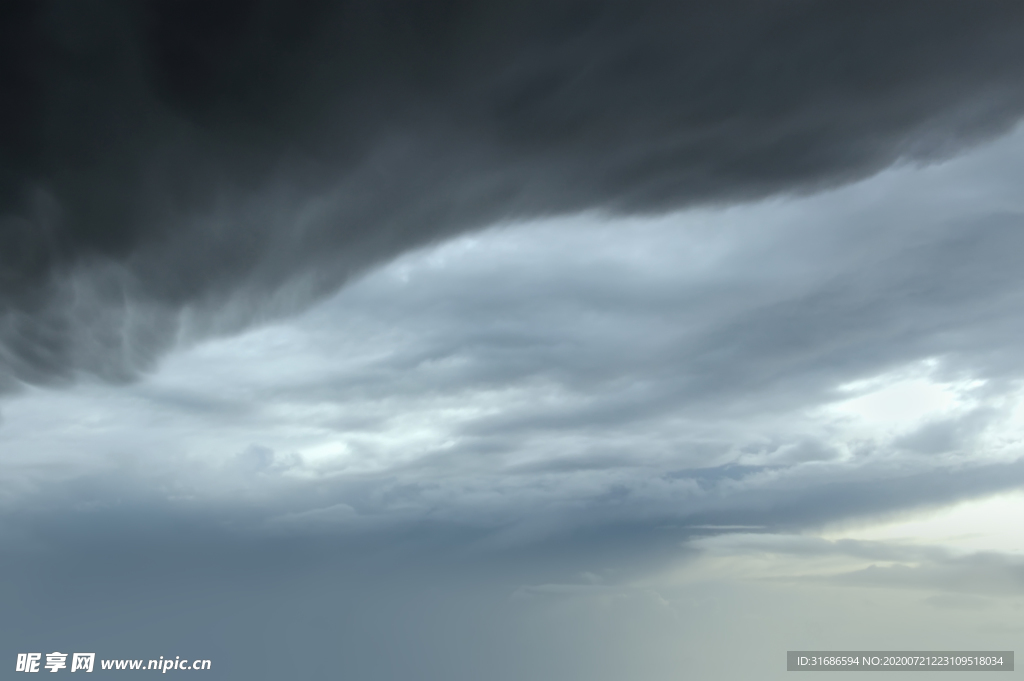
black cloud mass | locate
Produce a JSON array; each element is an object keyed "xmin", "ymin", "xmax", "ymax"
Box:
[{"xmin": 3, "ymin": 0, "xmax": 1024, "ymax": 390}]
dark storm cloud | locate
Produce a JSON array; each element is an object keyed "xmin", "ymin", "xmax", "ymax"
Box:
[
  {"xmin": 6, "ymin": 124, "xmax": 1024, "ymax": 548},
  {"xmin": 4, "ymin": 0, "xmax": 1024, "ymax": 389}
]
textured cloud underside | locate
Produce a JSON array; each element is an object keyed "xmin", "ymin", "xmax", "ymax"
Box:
[{"xmin": 3, "ymin": 1, "xmax": 1024, "ymax": 389}]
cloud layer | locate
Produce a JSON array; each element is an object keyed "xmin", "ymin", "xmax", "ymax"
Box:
[
  {"xmin": 4, "ymin": 1, "xmax": 1024, "ymax": 389},
  {"xmin": 4, "ymin": 7, "xmax": 1024, "ymax": 678},
  {"xmin": 4, "ymin": 128, "xmax": 1024, "ymax": 541}
]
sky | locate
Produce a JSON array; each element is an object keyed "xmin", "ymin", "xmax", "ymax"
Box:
[{"xmin": 2, "ymin": 2, "xmax": 1024, "ymax": 679}]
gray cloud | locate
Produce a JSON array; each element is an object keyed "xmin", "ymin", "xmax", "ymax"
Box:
[
  {"xmin": 829, "ymin": 555, "xmax": 1024, "ymax": 596},
  {"xmin": 691, "ymin": 531, "xmax": 1024, "ymax": 604},
  {"xmin": 4, "ymin": 1, "xmax": 1024, "ymax": 389},
  {"xmin": 5, "ymin": 132, "xmax": 1024, "ymax": 543},
  {"xmin": 6, "ymin": 12, "xmax": 1024, "ymax": 675}
]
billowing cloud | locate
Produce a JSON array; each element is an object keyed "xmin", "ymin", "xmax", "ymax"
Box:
[
  {"xmin": 4, "ymin": 1, "xmax": 1024, "ymax": 389},
  {"xmin": 4, "ymin": 129, "xmax": 1024, "ymax": 540}
]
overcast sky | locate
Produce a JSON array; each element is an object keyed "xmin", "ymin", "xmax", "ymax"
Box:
[{"xmin": 3, "ymin": 3, "xmax": 1024, "ymax": 679}]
